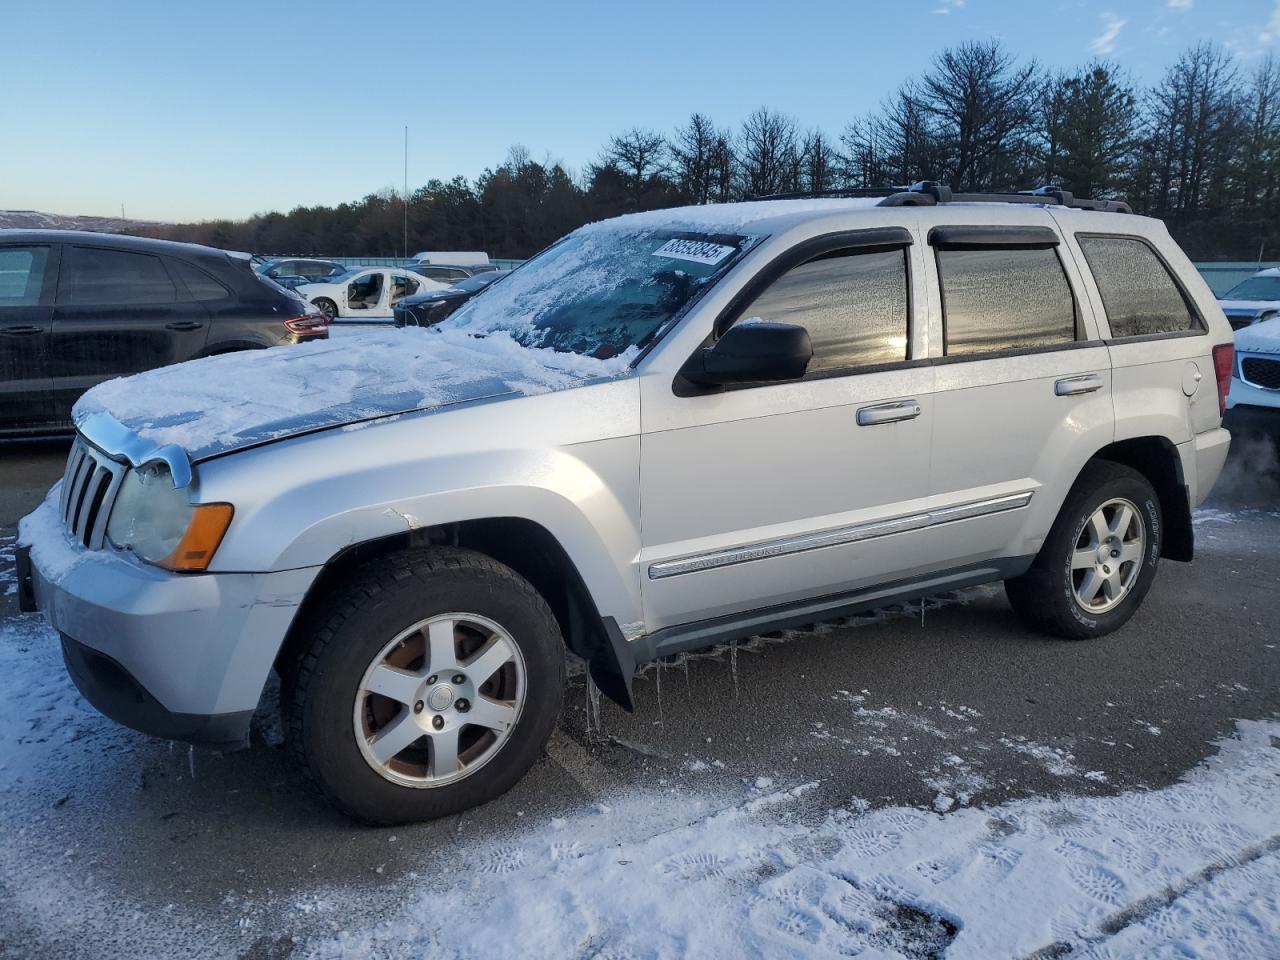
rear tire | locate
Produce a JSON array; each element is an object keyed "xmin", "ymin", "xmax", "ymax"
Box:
[
  {"xmin": 283, "ymin": 547, "xmax": 564, "ymax": 825},
  {"xmin": 1005, "ymin": 460, "xmax": 1162, "ymax": 640}
]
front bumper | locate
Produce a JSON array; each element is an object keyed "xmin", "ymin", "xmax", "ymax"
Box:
[{"xmin": 18, "ymin": 497, "xmax": 319, "ymax": 747}]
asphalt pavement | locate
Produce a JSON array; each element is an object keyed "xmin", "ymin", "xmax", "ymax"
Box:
[{"xmin": 0, "ymin": 435, "xmax": 1276, "ymax": 959}]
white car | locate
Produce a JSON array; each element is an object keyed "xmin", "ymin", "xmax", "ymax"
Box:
[
  {"xmin": 1217, "ymin": 266, "xmax": 1280, "ymax": 331},
  {"xmin": 297, "ymin": 267, "xmax": 446, "ymax": 321},
  {"xmin": 1225, "ymin": 315, "xmax": 1280, "ymax": 433}
]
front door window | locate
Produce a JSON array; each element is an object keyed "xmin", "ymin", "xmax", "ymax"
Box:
[{"xmin": 347, "ymin": 273, "xmax": 384, "ymax": 310}]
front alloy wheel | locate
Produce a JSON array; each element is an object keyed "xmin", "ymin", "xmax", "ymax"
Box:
[
  {"xmin": 285, "ymin": 548, "xmax": 565, "ymax": 825},
  {"xmin": 355, "ymin": 613, "xmax": 526, "ymax": 787}
]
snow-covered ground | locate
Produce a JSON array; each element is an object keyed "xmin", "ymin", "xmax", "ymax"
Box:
[
  {"xmin": 310, "ymin": 720, "xmax": 1280, "ymax": 959},
  {"xmin": 1, "ymin": 531, "xmax": 1277, "ymax": 958}
]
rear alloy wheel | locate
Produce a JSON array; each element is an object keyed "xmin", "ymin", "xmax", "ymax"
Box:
[
  {"xmin": 285, "ymin": 548, "xmax": 564, "ymax": 825},
  {"xmin": 1005, "ymin": 460, "xmax": 1162, "ymax": 640},
  {"xmin": 1069, "ymin": 498, "xmax": 1146, "ymax": 615}
]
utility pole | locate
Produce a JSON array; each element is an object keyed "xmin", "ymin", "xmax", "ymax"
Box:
[{"xmin": 404, "ymin": 125, "xmax": 409, "ymax": 261}]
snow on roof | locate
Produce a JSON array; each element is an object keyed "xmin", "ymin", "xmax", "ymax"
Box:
[{"xmin": 599, "ymin": 197, "xmax": 886, "ymax": 236}]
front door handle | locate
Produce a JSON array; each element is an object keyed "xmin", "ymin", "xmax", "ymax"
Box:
[
  {"xmin": 164, "ymin": 321, "xmax": 204, "ymax": 332},
  {"xmin": 0, "ymin": 325, "xmax": 44, "ymax": 336},
  {"xmin": 1055, "ymin": 374, "xmax": 1104, "ymax": 396},
  {"xmin": 856, "ymin": 400, "xmax": 922, "ymax": 426}
]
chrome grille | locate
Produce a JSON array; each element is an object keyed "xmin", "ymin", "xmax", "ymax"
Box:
[
  {"xmin": 1241, "ymin": 356, "xmax": 1280, "ymax": 391},
  {"xmin": 58, "ymin": 438, "xmax": 127, "ymax": 549}
]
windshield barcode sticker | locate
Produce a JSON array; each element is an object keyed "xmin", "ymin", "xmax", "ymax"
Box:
[{"xmin": 651, "ymin": 238, "xmax": 736, "ymax": 265}]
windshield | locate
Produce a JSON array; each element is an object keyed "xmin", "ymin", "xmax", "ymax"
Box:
[
  {"xmin": 1222, "ymin": 275, "xmax": 1280, "ymax": 301},
  {"xmin": 439, "ymin": 227, "xmax": 752, "ymax": 358}
]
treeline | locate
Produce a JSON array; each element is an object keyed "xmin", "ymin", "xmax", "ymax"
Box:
[{"xmin": 146, "ymin": 40, "xmax": 1280, "ymax": 261}]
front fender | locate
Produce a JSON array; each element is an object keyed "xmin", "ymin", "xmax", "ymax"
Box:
[{"xmin": 196, "ymin": 385, "xmax": 644, "ymax": 630}]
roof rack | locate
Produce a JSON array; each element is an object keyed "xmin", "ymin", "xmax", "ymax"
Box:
[
  {"xmin": 878, "ymin": 181, "xmax": 1132, "ymax": 214},
  {"xmin": 751, "ymin": 181, "xmax": 1132, "ymax": 214}
]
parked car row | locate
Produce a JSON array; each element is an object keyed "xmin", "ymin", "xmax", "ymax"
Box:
[
  {"xmin": 1217, "ymin": 267, "xmax": 1280, "ymax": 434},
  {"xmin": 0, "ymin": 230, "xmax": 327, "ymax": 438}
]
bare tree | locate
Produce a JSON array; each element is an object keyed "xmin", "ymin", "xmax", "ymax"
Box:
[
  {"xmin": 799, "ymin": 130, "xmax": 837, "ymax": 193},
  {"xmin": 597, "ymin": 128, "xmax": 670, "ymax": 211},
  {"xmin": 841, "ymin": 81, "xmax": 937, "ymax": 188},
  {"xmin": 917, "ymin": 40, "xmax": 1040, "ymax": 190},
  {"xmin": 670, "ymin": 113, "xmax": 721, "ymax": 204},
  {"xmin": 1138, "ymin": 43, "xmax": 1241, "ymax": 223},
  {"xmin": 737, "ymin": 107, "xmax": 803, "ymax": 196}
]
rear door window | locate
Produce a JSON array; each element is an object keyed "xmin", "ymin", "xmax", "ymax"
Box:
[
  {"xmin": 1077, "ymin": 236, "xmax": 1199, "ymax": 338},
  {"xmin": 0, "ymin": 246, "xmax": 51, "ymax": 305},
  {"xmin": 729, "ymin": 247, "xmax": 910, "ymax": 376},
  {"xmin": 63, "ymin": 247, "xmax": 176, "ymax": 305},
  {"xmin": 936, "ymin": 247, "xmax": 1076, "ymax": 356}
]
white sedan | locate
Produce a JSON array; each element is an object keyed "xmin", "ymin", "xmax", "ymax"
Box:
[{"xmin": 297, "ymin": 267, "xmax": 447, "ymax": 321}]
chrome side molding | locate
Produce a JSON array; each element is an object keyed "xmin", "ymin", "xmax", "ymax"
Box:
[{"xmin": 648, "ymin": 491, "xmax": 1034, "ymax": 580}]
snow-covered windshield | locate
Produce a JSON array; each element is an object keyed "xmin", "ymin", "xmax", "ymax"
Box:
[
  {"xmin": 1223, "ymin": 275, "xmax": 1280, "ymax": 301},
  {"xmin": 440, "ymin": 227, "xmax": 753, "ymax": 358}
]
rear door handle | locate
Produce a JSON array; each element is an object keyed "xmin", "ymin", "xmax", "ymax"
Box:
[
  {"xmin": 164, "ymin": 321, "xmax": 204, "ymax": 332},
  {"xmin": 856, "ymin": 400, "xmax": 922, "ymax": 426},
  {"xmin": 1055, "ymin": 374, "xmax": 1104, "ymax": 396},
  {"xmin": 0, "ymin": 325, "xmax": 44, "ymax": 336}
]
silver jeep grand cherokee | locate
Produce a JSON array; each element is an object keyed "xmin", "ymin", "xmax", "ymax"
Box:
[{"xmin": 18, "ymin": 184, "xmax": 1234, "ymax": 825}]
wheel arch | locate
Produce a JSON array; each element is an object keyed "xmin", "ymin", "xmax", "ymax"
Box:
[
  {"xmin": 274, "ymin": 518, "xmax": 637, "ymax": 711},
  {"xmin": 1086, "ymin": 436, "xmax": 1193, "ymax": 561}
]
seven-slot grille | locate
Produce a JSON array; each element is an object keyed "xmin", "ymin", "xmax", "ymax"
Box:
[
  {"xmin": 1241, "ymin": 356, "xmax": 1280, "ymax": 391},
  {"xmin": 58, "ymin": 438, "xmax": 127, "ymax": 549}
]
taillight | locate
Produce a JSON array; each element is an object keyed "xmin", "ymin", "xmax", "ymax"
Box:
[
  {"xmin": 1211, "ymin": 343, "xmax": 1234, "ymax": 417},
  {"xmin": 284, "ymin": 314, "xmax": 328, "ymax": 335}
]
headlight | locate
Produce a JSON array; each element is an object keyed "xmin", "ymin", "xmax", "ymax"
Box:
[{"xmin": 106, "ymin": 462, "xmax": 233, "ymax": 571}]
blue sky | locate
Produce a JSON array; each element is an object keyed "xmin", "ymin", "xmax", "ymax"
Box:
[{"xmin": 2, "ymin": 0, "xmax": 1277, "ymax": 222}]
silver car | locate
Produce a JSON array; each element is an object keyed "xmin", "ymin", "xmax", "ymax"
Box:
[{"xmin": 19, "ymin": 184, "xmax": 1235, "ymax": 824}]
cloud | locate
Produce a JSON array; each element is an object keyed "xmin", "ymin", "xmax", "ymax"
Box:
[
  {"xmin": 1167, "ymin": 0, "xmax": 1192, "ymax": 9},
  {"xmin": 932, "ymin": 0, "xmax": 965, "ymax": 13},
  {"xmin": 1090, "ymin": 12, "xmax": 1127, "ymax": 54},
  {"xmin": 1263, "ymin": 0, "xmax": 1280, "ymax": 44}
]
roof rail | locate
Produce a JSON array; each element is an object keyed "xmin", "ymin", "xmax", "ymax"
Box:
[
  {"xmin": 749, "ymin": 187, "xmax": 901, "ymax": 201},
  {"xmin": 877, "ymin": 181, "xmax": 1132, "ymax": 214}
]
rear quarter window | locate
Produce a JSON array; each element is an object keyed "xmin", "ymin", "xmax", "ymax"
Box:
[
  {"xmin": 936, "ymin": 246, "xmax": 1076, "ymax": 356},
  {"xmin": 1076, "ymin": 236, "xmax": 1199, "ymax": 338},
  {"xmin": 168, "ymin": 259, "xmax": 231, "ymax": 301}
]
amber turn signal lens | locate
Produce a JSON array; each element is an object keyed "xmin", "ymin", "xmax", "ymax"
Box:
[{"xmin": 160, "ymin": 503, "xmax": 234, "ymax": 572}]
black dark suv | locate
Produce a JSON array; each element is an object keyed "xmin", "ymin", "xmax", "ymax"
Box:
[{"xmin": 0, "ymin": 230, "xmax": 327, "ymax": 437}]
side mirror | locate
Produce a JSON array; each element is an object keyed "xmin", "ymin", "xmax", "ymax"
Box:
[{"xmin": 690, "ymin": 321, "xmax": 813, "ymax": 386}]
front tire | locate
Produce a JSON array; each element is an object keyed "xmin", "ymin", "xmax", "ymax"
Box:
[
  {"xmin": 1005, "ymin": 461, "xmax": 1162, "ymax": 640},
  {"xmin": 284, "ymin": 548, "xmax": 565, "ymax": 825},
  {"xmin": 312, "ymin": 297, "xmax": 338, "ymax": 320}
]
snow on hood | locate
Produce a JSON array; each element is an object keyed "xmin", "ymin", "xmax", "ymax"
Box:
[
  {"xmin": 1217, "ymin": 298, "xmax": 1280, "ymax": 315},
  {"xmin": 72, "ymin": 327, "xmax": 635, "ymax": 460},
  {"xmin": 1234, "ymin": 315, "xmax": 1280, "ymax": 355}
]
